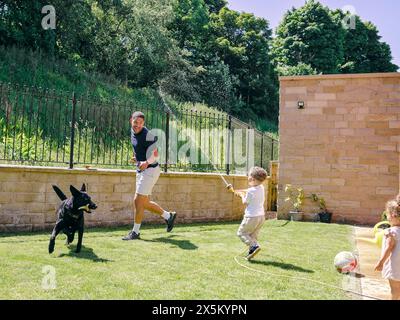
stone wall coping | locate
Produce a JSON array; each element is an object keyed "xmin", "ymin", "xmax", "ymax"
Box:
[
  {"xmin": 279, "ymin": 72, "xmax": 400, "ymax": 82},
  {"xmin": 0, "ymin": 164, "xmax": 248, "ymax": 179}
]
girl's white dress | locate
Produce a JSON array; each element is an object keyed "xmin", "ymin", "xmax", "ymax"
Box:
[{"xmin": 382, "ymin": 226, "xmax": 400, "ymax": 281}]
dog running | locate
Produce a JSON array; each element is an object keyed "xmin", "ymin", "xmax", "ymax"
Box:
[{"xmin": 49, "ymin": 184, "xmax": 97, "ymax": 254}]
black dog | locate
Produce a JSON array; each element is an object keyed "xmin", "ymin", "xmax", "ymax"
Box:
[{"xmin": 49, "ymin": 184, "xmax": 97, "ymax": 254}]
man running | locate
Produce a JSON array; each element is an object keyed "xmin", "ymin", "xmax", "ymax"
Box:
[{"xmin": 122, "ymin": 111, "xmax": 176, "ymax": 240}]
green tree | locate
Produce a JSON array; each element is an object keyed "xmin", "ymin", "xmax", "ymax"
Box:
[
  {"xmin": 90, "ymin": 0, "xmax": 187, "ymax": 88},
  {"xmin": 272, "ymin": 0, "xmax": 345, "ymax": 75},
  {"xmin": 272, "ymin": 1, "xmax": 398, "ymax": 76},
  {"xmin": 207, "ymin": 8, "xmax": 278, "ymax": 120},
  {"xmin": 170, "ymin": 0, "xmax": 209, "ymax": 50},
  {"xmin": 197, "ymin": 57, "xmax": 238, "ymax": 112},
  {"xmin": 0, "ymin": 0, "xmax": 56, "ymax": 53},
  {"xmin": 334, "ymin": 10, "xmax": 398, "ymax": 73},
  {"xmin": 204, "ymin": 0, "xmax": 227, "ymax": 13}
]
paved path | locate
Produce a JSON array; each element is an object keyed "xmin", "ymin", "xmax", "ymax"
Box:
[{"xmin": 354, "ymin": 226, "xmax": 391, "ymax": 300}]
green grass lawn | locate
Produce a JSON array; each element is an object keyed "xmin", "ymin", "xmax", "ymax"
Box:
[{"xmin": 0, "ymin": 220, "xmax": 357, "ymax": 300}]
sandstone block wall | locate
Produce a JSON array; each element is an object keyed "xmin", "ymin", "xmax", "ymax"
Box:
[
  {"xmin": 0, "ymin": 165, "xmax": 269, "ymax": 232},
  {"xmin": 278, "ymin": 73, "xmax": 400, "ymax": 225}
]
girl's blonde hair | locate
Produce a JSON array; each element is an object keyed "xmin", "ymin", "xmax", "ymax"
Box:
[
  {"xmin": 249, "ymin": 166, "xmax": 268, "ymax": 182},
  {"xmin": 386, "ymin": 199, "xmax": 400, "ymax": 218}
]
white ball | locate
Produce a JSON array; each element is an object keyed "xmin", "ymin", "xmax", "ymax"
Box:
[{"xmin": 334, "ymin": 251, "xmax": 358, "ymax": 274}]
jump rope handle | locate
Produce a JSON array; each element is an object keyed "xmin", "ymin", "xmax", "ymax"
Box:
[{"xmin": 226, "ymin": 184, "xmax": 235, "ymax": 193}]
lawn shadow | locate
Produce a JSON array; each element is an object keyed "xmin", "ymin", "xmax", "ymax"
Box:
[
  {"xmin": 275, "ymin": 220, "xmax": 291, "ymax": 227},
  {"xmin": 58, "ymin": 245, "xmax": 113, "ymax": 263},
  {"xmin": 249, "ymin": 259, "xmax": 314, "ymax": 274},
  {"xmin": 350, "ymin": 272, "xmax": 365, "ymax": 278},
  {"xmin": 142, "ymin": 235, "xmax": 198, "ymax": 250}
]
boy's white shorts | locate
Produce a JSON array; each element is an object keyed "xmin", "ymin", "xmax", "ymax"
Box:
[{"xmin": 135, "ymin": 166, "xmax": 161, "ymax": 196}]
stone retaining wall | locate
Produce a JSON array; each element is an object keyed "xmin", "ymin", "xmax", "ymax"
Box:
[{"xmin": 0, "ymin": 165, "xmax": 268, "ymax": 232}]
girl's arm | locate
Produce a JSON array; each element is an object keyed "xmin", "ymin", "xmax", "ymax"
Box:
[{"xmin": 375, "ymin": 233, "xmax": 396, "ymax": 271}]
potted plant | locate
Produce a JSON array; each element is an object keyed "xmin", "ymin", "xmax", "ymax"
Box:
[
  {"xmin": 301, "ymin": 193, "xmax": 321, "ymax": 222},
  {"xmin": 284, "ymin": 185, "xmax": 305, "ymax": 221},
  {"xmin": 311, "ymin": 194, "xmax": 332, "ymax": 223}
]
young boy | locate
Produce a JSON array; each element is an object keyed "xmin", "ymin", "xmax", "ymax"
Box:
[{"xmin": 232, "ymin": 166, "xmax": 268, "ymax": 260}]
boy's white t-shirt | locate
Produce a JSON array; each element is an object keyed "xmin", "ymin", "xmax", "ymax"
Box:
[{"xmin": 242, "ymin": 184, "xmax": 265, "ymax": 218}]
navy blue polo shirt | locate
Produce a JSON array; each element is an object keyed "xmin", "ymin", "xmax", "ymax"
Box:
[{"xmin": 131, "ymin": 127, "xmax": 159, "ymax": 170}]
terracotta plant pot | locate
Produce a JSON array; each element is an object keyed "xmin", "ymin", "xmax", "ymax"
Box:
[{"xmin": 289, "ymin": 211, "xmax": 303, "ymax": 222}]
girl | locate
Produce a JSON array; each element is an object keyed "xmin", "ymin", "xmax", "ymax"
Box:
[{"xmin": 374, "ymin": 199, "xmax": 400, "ymax": 300}]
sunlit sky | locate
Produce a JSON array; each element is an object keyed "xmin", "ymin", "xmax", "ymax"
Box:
[{"xmin": 227, "ymin": 0, "xmax": 400, "ymax": 68}]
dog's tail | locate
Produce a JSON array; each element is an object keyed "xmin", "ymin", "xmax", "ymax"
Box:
[{"xmin": 52, "ymin": 185, "xmax": 67, "ymax": 201}]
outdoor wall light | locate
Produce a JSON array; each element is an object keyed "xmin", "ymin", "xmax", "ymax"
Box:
[{"xmin": 298, "ymin": 101, "xmax": 305, "ymax": 109}]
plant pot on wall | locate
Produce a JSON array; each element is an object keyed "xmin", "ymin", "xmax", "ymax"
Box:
[{"xmin": 290, "ymin": 211, "xmax": 303, "ymax": 222}]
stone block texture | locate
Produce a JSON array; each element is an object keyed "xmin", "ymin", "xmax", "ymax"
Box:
[
  {"xmin": 0, "ymin": 165, "xmax": 268, "ymax": 232},
  {"xmin": 278, "ymin": 73, "xmax": 400, "ymax": 225}
]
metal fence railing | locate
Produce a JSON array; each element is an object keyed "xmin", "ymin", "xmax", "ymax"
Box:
[{"xmin": 0, "ymin": 83, "xmax": 279, "ymax": 174}]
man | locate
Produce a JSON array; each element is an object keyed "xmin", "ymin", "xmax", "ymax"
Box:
[{"xmin": 122, "ymin": 111, "xmax": 176, "ymax": 240}]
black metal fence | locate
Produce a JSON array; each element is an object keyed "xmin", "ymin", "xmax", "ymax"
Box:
[{"xmin": 0, "ymin": 83, "xmax": 279, "ymax": 174}]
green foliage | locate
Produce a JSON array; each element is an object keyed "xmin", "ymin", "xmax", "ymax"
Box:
[
  {"xmin": 1, "ymin": 0, "xmax": 398, "ymax": 133},
  {"xmin": 170, "ymin": 0, "xmax": 209, "ymax": 49},
  {"xmin": 284, "ymin": 184, "xmax": 305, "ymax": 212},
  {"xmin": 337, "ymin": 12, "xmax": 398, "ymax": 73},
  {"xmin": 206, "ymin": 8, "xmax": 279, "ymax": 121},
  {"xmin": 273, "ymin": 0, "xmax": 345, "ymax": 75},
  {"xmin": 0, "ymin": 1, "xmax": 56, "ymax": 54},
  {"xmin": 310, "ymin": 194, "xmax": 328, "ymax": 213},
  {"xmin": 204, "ymin": 0, "xmax": 227, "ymax": 13},
  {"xmin": 276, "ymin": 63, "xmax": 318, "ymax": 76},
  {"xmin": 273, "ymin": 0, "xmax": 398, "ymax": 76},
  {"xmin": 196, "ymin": 57, "xmax": 238, "ymax": 112}
]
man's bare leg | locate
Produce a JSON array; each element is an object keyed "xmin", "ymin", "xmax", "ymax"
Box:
[
  {"xmin": 144, "ymin": 196, "xmax": 164, "ymax": 216},
  {"xmin": 134, "ymin": 193, "xmax": 147, "ymax": 223},
  {"xmin": 122, "ymin": 193, "xmax": 147, "ymax": 240}
]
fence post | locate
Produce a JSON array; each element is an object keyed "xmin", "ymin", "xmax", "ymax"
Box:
[
  {"xmin": 260, "ymin": 133, "xmax": 264, "ymax": 169},
  {"xmin": 246, "ymin": 125, "xmax": 250, "ymax": 174},
  {"xmin": 268, "ymin": 161, "xmax": 279, "ymax": 211},
  {"xmin": 271, "ymin": 138, "xmax": 274, "ymax": 161},
  {"xmin": 69, "ymin": 92, "xmax": 77, "ymax": 169},
  {"xmin": 164, "ymin": 111, "xmax": 170, "ymax": 173},
  {"xmin": 226, "ymin": 115, "xmax": 231, "ymax": 175}
]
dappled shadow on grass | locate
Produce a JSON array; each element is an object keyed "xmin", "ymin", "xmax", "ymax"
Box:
[
  {"xmin": 142, "ymin": 235, "xmax": 198, "ymax": 250},
  {"xmin": 249, "ymin": 259, "xmax": 314, "ymax": 274},
  {"xmin": 57, "ymin": 245, "xmax": 113, "ymax": 263}
]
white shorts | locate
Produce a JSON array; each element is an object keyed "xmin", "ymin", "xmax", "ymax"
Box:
[{"xmin": 136, "ymin": 166, "xmax": 161, "ymax": 196}]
